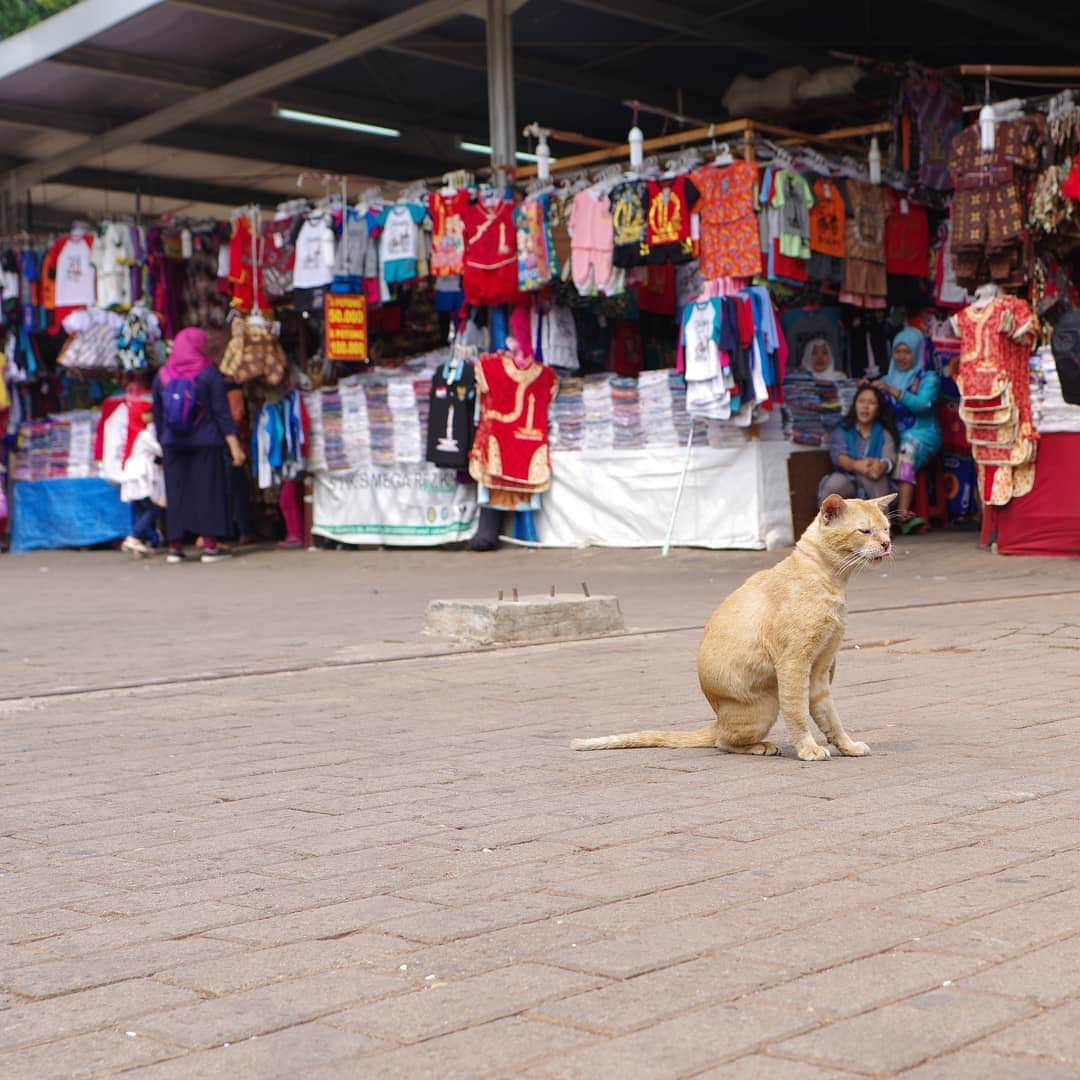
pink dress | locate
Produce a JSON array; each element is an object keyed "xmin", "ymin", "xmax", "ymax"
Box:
[{"xmin": 570, "ymin": 189, "xmax": 615, "ymax": 292}]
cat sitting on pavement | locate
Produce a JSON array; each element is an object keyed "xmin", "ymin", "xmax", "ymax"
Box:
[{"xmin": 571, "ymin": 493, "xmax": 895, "ymax": 761}]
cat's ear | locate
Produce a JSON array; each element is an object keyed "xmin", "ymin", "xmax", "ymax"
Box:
[
  {"xmin": 871, "ymin": 493, "xmax": 899, "ymax": 508},
  {"xmin": 820, "ymin": 493, "xmax": 846, "ymax": 524}
]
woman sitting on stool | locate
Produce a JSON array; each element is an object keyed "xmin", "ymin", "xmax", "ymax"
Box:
[
  {"xmin": 870, "ymin": 327, "xmax": 942, "ymax": 534},
  {"xmin": 818, "ymin": 385, "xmax": 899, "ymax": 503}
]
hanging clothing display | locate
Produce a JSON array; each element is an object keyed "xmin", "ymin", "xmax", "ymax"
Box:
[
  {"xmin": 515, "ymin": 195, "xmax": 556, "ymax": 291},
  {"xmin": 893, "ymin": 71, "xmax": 963, "ymax": 192},
  {"xmin": 429, "ymin": 191, "xmax": 466, "ymax": 277},
  {"xmin": 841, "ymin": 180, "xmax": 891, "ymax": 307},
  {"xmin": 955, "ymin": 296, "xmax": 1039, "ymax": 506},
  {"xmin": 609, "ymin": 179, "xmax": 651, "ymax": 268},
  {"xmin": 333, "ymin": 208, "xmax": 370, "ymax": 284},
  {"xmin": 533, "ymin": 303, "xmax": 580, "ymax": 372},
  {"xmin": 425, "ymin": 356, "xmax": 476, "ymax": 470},
  {"xmin": 462, "ymin": 196, "xmax": 519, "ymax": 306},
  {"xmin": 52, "ymin": 233, "xmax": 96, "ymax": 309},
  {"xmin": 690, "ymin": 160, "xmax": 761, "ymax": 281},
  {"xmin": 290, "ymin": 211, "xmax": 336, "ymax": 290},
  {"xmin": 570, "ymin": 187, "xmax": 617, "ymax": 296},
  {"xmin": 948, "ymin": 116, "xmax": 1043, "ymax": 289},
  {"xmin": 228, "ymin": 213, "xmax": 266, "ymax": 312},
  {"xmin": 469, "ymin": 351, "xmax": 557, "ymax": 494},
  {"xmin": 252, "ymin": 389, "xmax": 308, "ymax": 489},
  {"xmin": 645, "ymin": 176, "xmax": 698, "ymax": 265},
  {"xmin": 375, "ymin": 202, "xmax": 427, "ymax": 285},
  {"xmin": 92, "ymin": 223, "xmax": 137, "ymax": 309}
]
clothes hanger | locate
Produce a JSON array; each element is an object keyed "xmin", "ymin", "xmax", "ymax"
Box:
[{"xmin": 713, "ymin": 141, "xmax": 735, "ymax": 166}]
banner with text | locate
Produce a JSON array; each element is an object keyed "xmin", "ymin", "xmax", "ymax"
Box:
[
  {"xmin": 312, "ymin": 464, "xmax": 478, "ymax": 546},
  {"xmin": 324, "ymin": 293, "xmax": 368, "ymax": 362}
]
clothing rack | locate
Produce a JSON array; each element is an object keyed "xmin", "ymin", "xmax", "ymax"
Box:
[{"xmin": 515, "ymin": 117, "xmax": 891, "ymax": 180}]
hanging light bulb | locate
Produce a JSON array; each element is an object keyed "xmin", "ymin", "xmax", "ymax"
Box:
[
  {"xmin": 868, "ymin": 136, "xmax": 882, "ymax": 184},
  {"xmin": 979, "ymin": 103, "xmax": 997, "ymax": 152},
  {"xmin": 628, "ymin": 125, "xmax": 644, "ymax": 171},
  {"xmin": 536, "ymin": 131, "xmax": 551, "ymax": 183}
]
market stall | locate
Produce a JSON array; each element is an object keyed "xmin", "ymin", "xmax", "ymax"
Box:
[{"xmin": 5, "ymin": 84, "xmax": 1080, "ymax": 556}]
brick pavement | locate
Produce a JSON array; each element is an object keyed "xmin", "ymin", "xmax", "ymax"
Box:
[{"xmin": 2, "ymin": 537, "xmax": 1080, "ymax": 1076}]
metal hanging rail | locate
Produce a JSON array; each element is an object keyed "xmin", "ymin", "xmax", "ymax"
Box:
[{"xmin": 515, "ymin": 117, "xmax": 891, "ymax": 179}]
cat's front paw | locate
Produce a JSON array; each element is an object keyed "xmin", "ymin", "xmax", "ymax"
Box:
[
  {"xmin": 796, "ymin": 741, "xmax": 831, "ymax": 761},
  {"xmin": 838, "ymin": 740, "xmax": 871, "ymax": 757}
]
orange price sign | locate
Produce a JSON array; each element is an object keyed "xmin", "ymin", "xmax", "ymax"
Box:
[{"xmin": 324, "ymin": 293, "xmax": 368, "ymax": 362}]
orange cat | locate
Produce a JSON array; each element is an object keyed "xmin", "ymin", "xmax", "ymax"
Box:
[{"xmin": 571, "ymin": 493, "xmax": 895, "ymax": 761}]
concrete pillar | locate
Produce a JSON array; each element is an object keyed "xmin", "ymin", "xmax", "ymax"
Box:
[{"xmin": 485, "ymin": 0, "xmax": 517, "ymax": 188}]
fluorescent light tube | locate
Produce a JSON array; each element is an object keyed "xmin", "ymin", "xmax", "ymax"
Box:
[
  {"xmin": 459, "ymin": 140, "xmax": 553, "ymax": 164},
  {"xmin": 274, "ymin": 107, "xmax": 400, "ymax": 138}
]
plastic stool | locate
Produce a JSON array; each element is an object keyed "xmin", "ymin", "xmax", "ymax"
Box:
[{"xmin": 913, "ymin": 459, "xmax": 950, "ymax": 532}]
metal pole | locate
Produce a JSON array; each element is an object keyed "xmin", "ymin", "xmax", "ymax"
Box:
[
  {"xmin": 485, "ymin": 0, "xmax": 516, "ymax": 188},
  {"xmin": 662, "ymin": 423, "xmax": 696, "ymax": 558}
]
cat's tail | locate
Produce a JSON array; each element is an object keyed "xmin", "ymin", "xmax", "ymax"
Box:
[{"xmin": 570, "ymin": 722, "xmax": 718, "ymax": 751}]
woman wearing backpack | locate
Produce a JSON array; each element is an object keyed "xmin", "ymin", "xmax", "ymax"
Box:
[{"xmin": 153, "ymin": 327, "xmax": 246, "ymax": 564}]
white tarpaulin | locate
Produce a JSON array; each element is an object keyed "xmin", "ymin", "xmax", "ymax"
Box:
[
  {"xmin": 527, "ymin": 442, "xmax": 798, "ymax": 550},
  {"xmin": 312, "ymin": 464, "xmax": 478, "ymax": 547}
]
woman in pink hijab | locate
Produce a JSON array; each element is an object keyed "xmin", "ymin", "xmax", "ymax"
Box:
[{"xmin": 152, "ymin": 328, "xmax": 246, "ymax": 563}]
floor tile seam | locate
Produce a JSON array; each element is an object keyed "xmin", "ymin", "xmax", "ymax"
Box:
[
  {"xmin": 852, "ymin": 1000, "xmax": 1050, "ymax": 1077},
  {"xmin": 7, "ymin": 585, "xmax": 1080, "ymax": 705},
  {"xmin": 872, "ymin": 882, "xmax": 1080, "ymax": 929},
  {"xmin": 145, "ymin": 953, "xmax": 421, "ymax": 1000},
  {"xmin": 688, "ymin": 1049, "xmax": 874, "ymax": 1077},
  {"xmin": 935, "ymin": 927, "xmax": 1080, "ymax": 979},
  {"xmin": 312, "ymin": 901, "xmax": 604, "ymax": 949},
  {"xmin": 852, "ymin": 844, "xmax": 1054, "ymax": 889},
  {"xmin": 523, "ymin": 991, "xmax": 814, "ymax": 1044},
  {"xmin": 0, "ymin": 999, "xmax": 204, "ymax": 1056},
  {"xmin": 309, "ymin": 974, "xmax": 612, "ymax": 1048},
  {"xmin": 527, "ymin": 1002, "xmax": 827, "ymax": 1078}
]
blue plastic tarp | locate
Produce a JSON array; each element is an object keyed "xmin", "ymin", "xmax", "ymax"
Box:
[{"xmin": 10, "ymin": 478, "xmax": 129, "ymax": 553}]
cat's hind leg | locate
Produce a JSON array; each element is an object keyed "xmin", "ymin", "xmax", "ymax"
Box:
[{"xmin": 713, "ymin": 697, "xmax": 782, "ymax": 757}]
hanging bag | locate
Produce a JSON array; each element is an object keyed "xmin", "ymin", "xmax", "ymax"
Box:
[{"xmin": 220, "ymin": 315, "xmax": 288, "ymax": 386}]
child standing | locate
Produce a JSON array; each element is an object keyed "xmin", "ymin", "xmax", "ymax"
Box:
[{"xmin": 120, "ymin": 409, "xmax": 166, "ymax": 556}]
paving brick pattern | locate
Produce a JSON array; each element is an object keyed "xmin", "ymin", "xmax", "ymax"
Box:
[{"xmin": 3, "ymin": 537, "xmax": 1080, "ymax": 1076}]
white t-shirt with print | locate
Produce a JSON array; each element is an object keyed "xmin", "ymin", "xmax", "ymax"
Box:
[
  {"xmin": 55, "ymin": 235, "xmax": 96, "ymax": 307},
  {"xmin": 291, "ymin": 215, "xmax": 335, "ymax": 289}
]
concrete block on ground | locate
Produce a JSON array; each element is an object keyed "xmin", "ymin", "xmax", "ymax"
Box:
[{"xmin": 424, "ymin": 594, "xmax": 625, "ymax": 645}]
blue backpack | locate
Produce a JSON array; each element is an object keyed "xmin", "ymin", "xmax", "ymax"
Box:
[{"xmin": 162, "ymin": 376, "xmax": 199, "ymax": 435}]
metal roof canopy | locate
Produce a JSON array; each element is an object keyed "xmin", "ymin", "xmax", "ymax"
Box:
[{"xmin": 1, "ymin": 0, "xmax": 1080, "ymax": 224}]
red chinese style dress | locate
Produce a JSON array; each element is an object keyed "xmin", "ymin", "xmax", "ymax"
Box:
[
  {"xmin": 469, "ymin": 352, "xmax": 558, "ymax": 497},
  {"xmin": 955, "ymin": 296, "xmax": 1039, "ymax": 505}
]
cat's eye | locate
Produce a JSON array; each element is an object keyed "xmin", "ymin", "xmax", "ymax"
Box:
[{"xmin": 858, "ymin": 528, "xmax": 872, "ymax": 534}]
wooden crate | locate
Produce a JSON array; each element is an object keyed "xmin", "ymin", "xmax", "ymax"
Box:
[{"xmin": 787, "ymin": 449, "xmax": 832, "ymax": 540}]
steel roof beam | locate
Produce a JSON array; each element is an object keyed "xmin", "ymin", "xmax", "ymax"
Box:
[
  {"xmin": 0, "ymin": 0, "xmax": 161, "ymax": 81},
  {"xmin": 2, "ymin": 0, "xmax": 473, "ymax": 197},
  {"xmin": 173, "ymin": 0, "xmax": 679, "ymax": 105},
  {"xmin": 0, "ymin": 106, "xmax": 458, "ymax": 181},
  {"xmin": 922, "ymin": 0, "xmax": 1078, "ymax": 50},
  {"xmin": 49, "ymin": 45, "xmax": 490, "ymax": 147},
  {"xmin": 559, "ymin": 0, "xmax": 804, "ymax": 60}
]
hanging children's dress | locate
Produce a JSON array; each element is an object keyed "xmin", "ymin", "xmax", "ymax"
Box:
[{"xmin": 462, "ymin": 196, "xmax": 519, "ymax": 306}]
